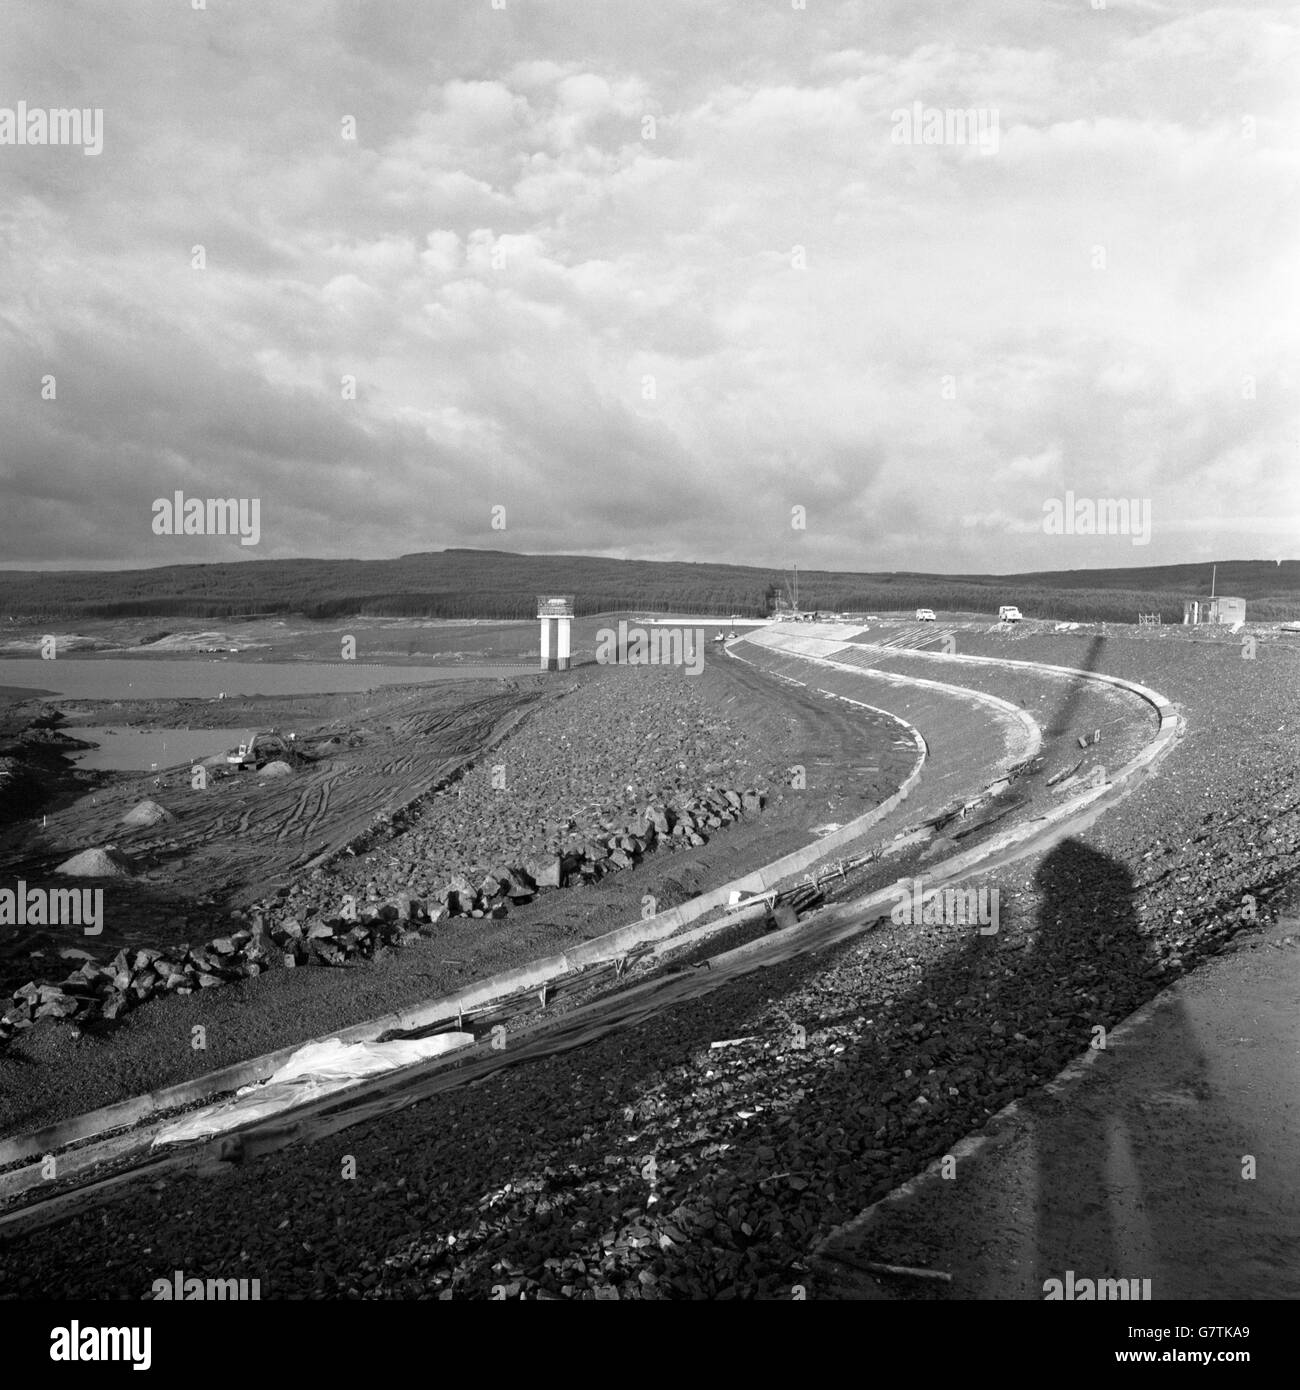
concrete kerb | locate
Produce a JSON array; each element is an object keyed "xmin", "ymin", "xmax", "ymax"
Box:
[
  {"xmin": 731, "ymin": 642, "xmax": 1043, "ymax": 770},
  {"xmin": 834, "ymin": 636, "xmax": 1178, "ymax": 716},
  {"xmin": 643, "ymin": 640, "xmax": 1184, "ymax": 1026},
  {"xmin": 650, "ymin": 828, "xmax": 936, "ymax": 967},
  {"xmin": 673, "ymin": 696, "xmax": 1182, "ymax": 1003},
  {"xmin": 0, "ymin": 637, "xmax": 1176, "ymax": 1182},
  {"xmin": 765, "ymin": 627, "xmax": 1183, "ymax": 811},
  {"xmin": 708, "ymin": 655, "xmax": 1039, "ymax": 894},
  {"xmin": 780, "ymin": 681, "xmax": 1187, "ymax": 1284}
]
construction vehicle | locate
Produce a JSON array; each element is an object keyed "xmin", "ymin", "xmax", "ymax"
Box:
[{"xmin": 226, "ymin": 729, "xmax": 296, "ymax": 769}]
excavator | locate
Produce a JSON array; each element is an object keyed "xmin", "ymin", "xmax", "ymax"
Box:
[{"xmin": 226, "ymin": 728, "xmax": 296, "ymax": 769}]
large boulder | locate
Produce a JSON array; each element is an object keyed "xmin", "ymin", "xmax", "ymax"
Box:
[
  {"xmin": 526, "ymin": 855, "xmax": 563, "ymax": 889},
  {"xmin": 35, "ymin": 994, "xmax": 80, "ymax": 1020}
]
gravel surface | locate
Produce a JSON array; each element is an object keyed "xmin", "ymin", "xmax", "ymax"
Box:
[
  {"xmin": 815, "ymin": 911, "xmax": 1300, "ymax": 1300},
  {"xmin": 1, "ymin": 631, "xmax": 1296, "ymax": 1300},
  {"xmin": 310, "ymin": 661, "xmax": 789, "ymax": 905}
]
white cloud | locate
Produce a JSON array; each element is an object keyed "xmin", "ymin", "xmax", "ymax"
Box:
[{"xmin": 0, "ymin": 0, "xmax": 1294, "ymax": 571}]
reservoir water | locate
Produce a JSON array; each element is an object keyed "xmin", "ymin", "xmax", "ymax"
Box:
[
  {"xmin": 65, "ymin": 726, "xmax": 252, "ymax": 772},
  {"xmin": 0, "ymin": 658, "xmax": 536, "ymax": 701}
]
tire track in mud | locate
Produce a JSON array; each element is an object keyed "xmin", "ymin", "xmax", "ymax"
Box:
[
  {"xmin": 277, "ymin": 774, "xmax": 338, "ymax": 843},
  {"xmin": 7, "ymin": 683, "xmax": 552, "ymax": 923}
]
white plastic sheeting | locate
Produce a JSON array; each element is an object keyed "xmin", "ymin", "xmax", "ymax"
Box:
[{"xmin": 151, "ymin": 1032, "xmax": 475, "ymax": 1146}]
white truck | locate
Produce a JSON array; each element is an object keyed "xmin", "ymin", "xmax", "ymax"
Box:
[
  {"xmin": 998, "ymin": 606, "xmax": 1023, "ymax": 623},
  {"xmin": 916, "ymin": 608, "xmax": 936, "ymax": 622}
]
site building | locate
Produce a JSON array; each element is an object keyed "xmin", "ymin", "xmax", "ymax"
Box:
[{"xmin": 1182, "ymin": 596, "xmax": 1246, "ymax": 625}]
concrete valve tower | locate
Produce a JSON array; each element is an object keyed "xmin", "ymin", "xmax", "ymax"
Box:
[{"xmin": 537, "ymin": 595, "xmax": 574, "ymax": 671}]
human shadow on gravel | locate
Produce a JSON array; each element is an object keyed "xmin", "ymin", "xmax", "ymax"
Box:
[
  {"xmin": 1025, "ymin": 838, "xmax": 1211, "ymax": 1301},
  {"xmin": 540, "ymin": 825, "xmax": 1209, "ymax": 1299},
  {"xmin": 582, "ymin": 831, "xmax": 1212, "ymax": 1301}
]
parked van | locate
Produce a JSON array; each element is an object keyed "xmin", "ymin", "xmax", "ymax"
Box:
[{"xmin": 998, "ymin": 606, "xmax": 1023, "ymax": 623}]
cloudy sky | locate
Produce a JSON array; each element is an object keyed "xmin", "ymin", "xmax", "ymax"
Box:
[{"xmin": 1, "ymin": 0, "xmax": 1296, "ymax": 574}]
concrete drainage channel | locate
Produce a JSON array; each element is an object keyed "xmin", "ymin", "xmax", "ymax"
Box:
[{"xmin": 0, "ymin": 632, "xmax": 1183, "ymax": 1238}]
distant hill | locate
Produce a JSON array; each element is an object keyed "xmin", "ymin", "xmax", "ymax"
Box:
[{"xmin": 1, "ymin": 550, "xmax": 1296, "ymax": 624}]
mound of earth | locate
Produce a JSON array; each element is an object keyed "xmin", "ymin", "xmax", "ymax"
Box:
[
  {"xmin": 54, "ymin": 846, "xmax": 137, "ymax": 877},
  {"xmin": 120, "ymin": 799, "xmax": 174, "ymax": 827},
  {"xmin": 258, "ymin": 760, "xmax": 293, "ymax": 778}
]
